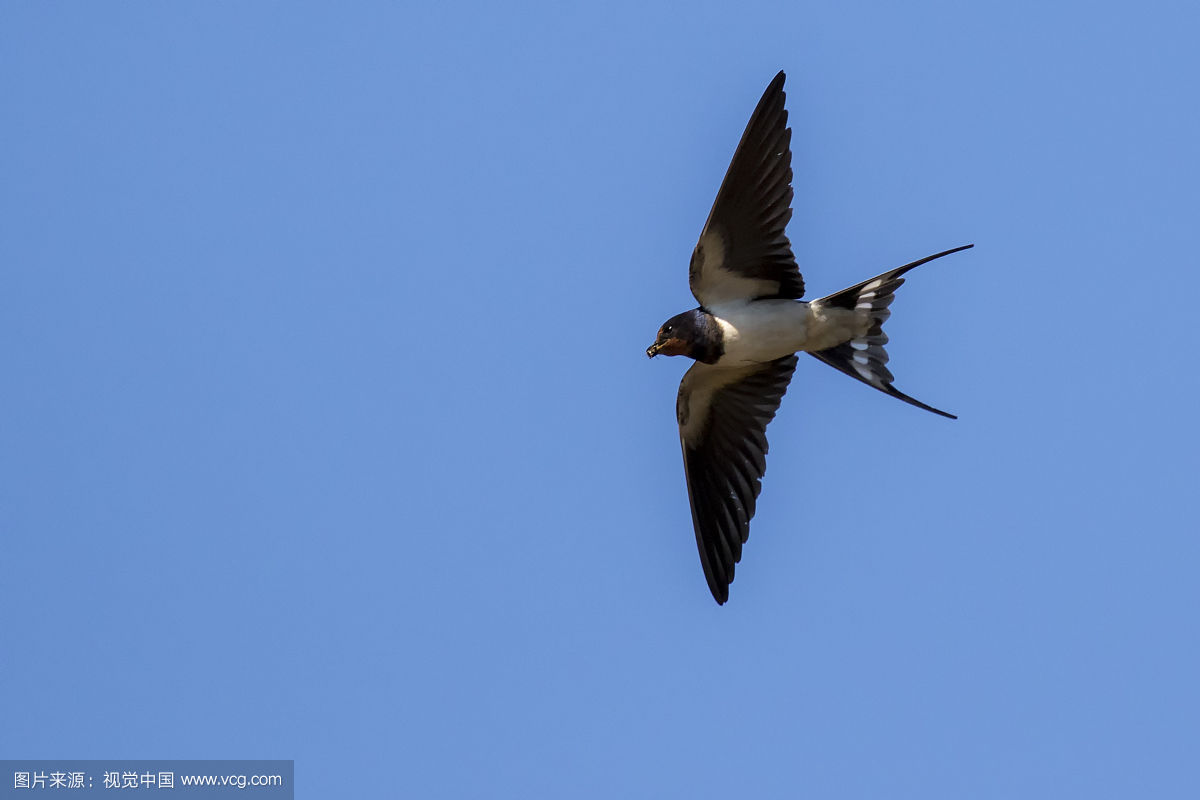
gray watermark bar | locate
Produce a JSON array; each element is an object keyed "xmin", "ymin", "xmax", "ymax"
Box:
[{"xmin": 0, "ymin": 762, "xmax": 292, "ymax": 799}]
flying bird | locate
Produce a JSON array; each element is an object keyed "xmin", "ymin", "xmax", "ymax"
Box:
[{"xmin": 647, "ymin": 71, "xmax": 971, "ymax": 604}]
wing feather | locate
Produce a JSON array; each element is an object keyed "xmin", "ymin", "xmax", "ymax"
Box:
[
  {"xmin": 689, "ymin": 72, "xmax": 805, "ymax": 306},
  {"xmin": 676, "ymin": 355, "xmax": 798, "ymax": 603}
]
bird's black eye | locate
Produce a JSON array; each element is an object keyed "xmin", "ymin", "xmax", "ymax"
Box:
[{"xmin": 664, "ymin": 325, "xmax": 673, "ymax": 334}]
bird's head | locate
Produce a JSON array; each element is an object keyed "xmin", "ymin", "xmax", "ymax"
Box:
[{"xmin": 646, "ymin": 309, "xmax": 721, "ymax": 363}]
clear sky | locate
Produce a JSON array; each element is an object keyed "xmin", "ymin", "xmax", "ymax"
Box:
[{"xmin": 3, "ymin": 1, "xmax": 1198, "ymax": 797}]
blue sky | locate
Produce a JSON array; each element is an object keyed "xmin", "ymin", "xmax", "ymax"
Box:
[{"xmin": 3, "ymin": 1, "xmax": 1198, "ymax": 797}]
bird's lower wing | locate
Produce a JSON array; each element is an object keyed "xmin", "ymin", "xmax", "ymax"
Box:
[{"xmin": 676, "ymin": 355, "xmax": 798, "ymax": 604}]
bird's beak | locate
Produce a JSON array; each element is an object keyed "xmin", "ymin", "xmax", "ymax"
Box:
[{"xmin": 646, "ymin": 342, "xmax": 662, "ymax": 358}]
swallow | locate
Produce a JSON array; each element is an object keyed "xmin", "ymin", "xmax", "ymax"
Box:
[{"xmin": 648, "ymin": 71, "xmax": 972, "ymax": 604}]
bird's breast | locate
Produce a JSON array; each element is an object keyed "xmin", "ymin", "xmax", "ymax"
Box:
[{"xmin": 709, "ymin": 300, "xmax": 812, "ymax": 365}]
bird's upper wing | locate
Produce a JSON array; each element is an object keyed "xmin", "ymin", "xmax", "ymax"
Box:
[
  {"xmin": 689, "ymin": 71, "xmax": 804, "ymax": 307},
  {"xmin": 676, "ymin": 355, "xmax": 798, "ymax": 604}
]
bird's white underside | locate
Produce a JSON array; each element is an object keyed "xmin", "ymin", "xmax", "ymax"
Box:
[{"xmin": 710, "ymin": 299, "xmax": 869, "ymax": 366}]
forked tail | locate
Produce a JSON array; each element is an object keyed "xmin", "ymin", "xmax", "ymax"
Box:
[{"xmin": 809, "ymin": 244, "xmax": 973, "ymax": 419}]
